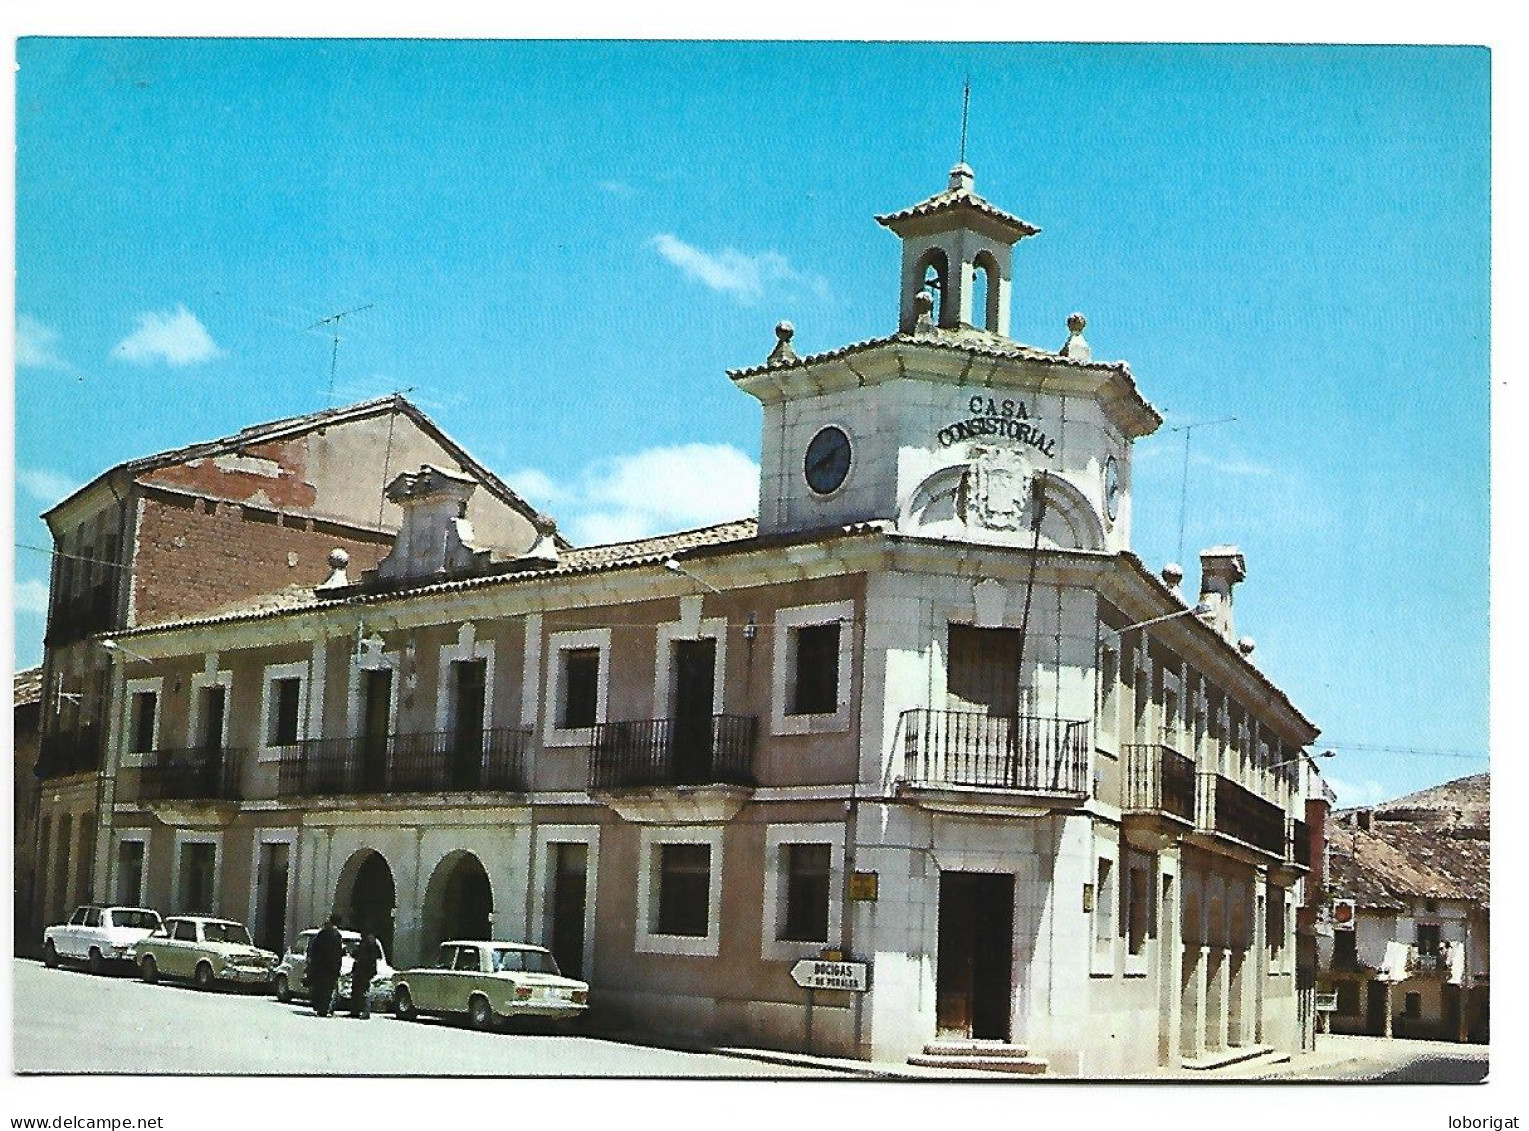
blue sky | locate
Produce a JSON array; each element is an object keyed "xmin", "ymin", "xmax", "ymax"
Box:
[{"xmin": 12, "ymin": 40, "xmax": 1490, "ymax": 805}]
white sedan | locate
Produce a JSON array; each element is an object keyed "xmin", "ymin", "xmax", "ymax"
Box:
[
  {"xmin": 272, "ymin": 928, "xmax": 395, "ymax": 1008},
  {"xmin": 392, "ymin": 941, "xmax": 589, "ymax": 1031}
]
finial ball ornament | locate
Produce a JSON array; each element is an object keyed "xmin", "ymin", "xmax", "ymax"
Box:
[
  {"xmin": 775, "ymin": 321, "xmax": 794, "ymax": 342},
  {"xmin": 914, "ymin": 290, "xmax": 935, "ymax": 315},
  {"xmin": 1067, "ymin": 312, "xmax": 1087, "ymax": 334},
  {"xmin": 328, "ymin": 548, "xmax": 351, "ymax": 570}
]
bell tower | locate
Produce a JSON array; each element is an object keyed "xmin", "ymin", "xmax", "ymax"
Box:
[{"xmin": 875, "ymin": 164, "xmax": 1039, "ymax": 337}]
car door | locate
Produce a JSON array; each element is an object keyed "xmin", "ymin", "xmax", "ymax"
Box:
[
  {"xmin": 166, "ymin": 919, "xmax": 201, "ymax": 978},
  {"xmin": 448, "ymin": 944, "xmax": 484, "ymax": 1014},
  {"xmin": 59, "ymin": 907, "xmax": 90, "ymax": 958},
  {"xmin": 408, "ymin": 944, "xmax": 455, "ymax": 1013}
]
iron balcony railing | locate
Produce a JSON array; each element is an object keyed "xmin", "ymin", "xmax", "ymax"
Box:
[
  {"xmin": 35, "ymin": 726, "xmax": 104, "ymax": 780},
  {"xmin": 900, "ymin": 709, "xmax": 1091, "ymax": 795},
  {"xmin": 589, "ymin": 714, "xmax": 757, "ymax": 789},
  {"xmin": 1195, "ymin": 772, "xmax": 1286, "ymax": 856},
  {"xmin": 1291, "ymin": 818, "xmax": 1311, "ymax": 868},
  {"xmin": 277, "ymin": 727, "xmax": 531, "ymax": 797},
  {"xmin": 130, "ymin": 746, "xmax": 244, "ymax": 802},
  {"xmin": 1123, "ymin": 743, "xmax": 1197, "ymax": 823}
]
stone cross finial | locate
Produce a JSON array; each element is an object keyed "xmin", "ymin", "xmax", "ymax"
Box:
[{"xmin": 767, "ymin": 321, "xmax": 798, "ymax": 366}]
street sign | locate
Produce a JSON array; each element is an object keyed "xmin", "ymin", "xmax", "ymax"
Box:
[
  {"xmin": 1332, "ymin": 899, "xmax": 1356, "ymax": 930},
  {"xmin": 790, "ymin": 959, "xmax": 869, "ymax": 992},
  {"xmin": 1316, "ymin": 992, "xmax": 1339, "ymax": 1012}
]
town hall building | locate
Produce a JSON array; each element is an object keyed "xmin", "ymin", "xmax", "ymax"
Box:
[{"xmin": 33, "ymin": 164, "xmax": 1326, "ymax": 1075}]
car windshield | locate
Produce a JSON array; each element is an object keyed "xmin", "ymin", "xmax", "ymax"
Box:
[
  {"xmin": 108, "ymin": 910, "xmax": 161, "ymax": 931},
  {"xmin": 493, "ymin": 948, "xmax": 560, "ymax": 975},
  {"xmin": 202, "ymin": 923, "xmax": 252, "ymax": 945}
]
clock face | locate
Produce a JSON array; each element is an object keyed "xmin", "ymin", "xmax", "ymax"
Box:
[
  {"xmin": 1104, "ymin": 456, "xmax": 1121, "ymax": 523},
  {"xmin": 804, "ymin": 426, "xmax": 852, "ymax": 496}
]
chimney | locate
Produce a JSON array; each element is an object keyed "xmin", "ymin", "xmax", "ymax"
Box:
[
  {"xmin": 374, "ymin": 465, "xmax": 492, "ymax": 583},
  {"xmin": 1198, "ymin": 545, "xmax": 1246, "ymax": 643}
]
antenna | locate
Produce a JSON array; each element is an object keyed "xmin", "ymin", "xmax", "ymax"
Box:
[
  {"xmin": 959, "ymin": 76, "xmax": 971, "ymax": 166},
  {"xmin": 1166, "ymin": 415, "xmax": 1237, "ymax": 562},
  {"xmin": 308, "ymin": 304, "xmax": 374, "ymax": 406}
]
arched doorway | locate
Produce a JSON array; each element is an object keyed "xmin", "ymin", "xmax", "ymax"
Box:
[
  {"xmin": 339, "ymin": 850, "xmax": 396, "ymax": 961},
  {"xmin": 422, "ymin": 851, "xmax": 493, "ymax": 955}
]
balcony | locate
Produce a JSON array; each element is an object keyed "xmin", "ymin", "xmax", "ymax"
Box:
[
  {"xmin": 35, "ymin": 726, "xmax": 103, "ymax": 780},
  {"xmin": 1123, "ymin": 743, "xmax": 1196, "ymax": 824},
  {"xmin": 1291, "ymin": 818, "xmax": 1311, "ymax": 869},
  {"xmin": 898, "ymin": 709, "xmax": 1090, "ymax": 797},
  {"xmin": 1195, "ymin": 772, "xmax": 1286, "ymax": 857},
  {"xmin": 277, "ymin": 728, "xmax": 531, "ymax": 798},
  {"xmin": 588, "ymin": 715, "xmax": 757, "ymax": 823},
  {"xmin": 130, "ymin": 747, "xmax": 244, "ymax": 802}
]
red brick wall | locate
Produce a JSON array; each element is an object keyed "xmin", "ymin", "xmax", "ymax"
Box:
[{"xmin": 131, "ymin": 492, "xmax": 390, "ymax": 627}]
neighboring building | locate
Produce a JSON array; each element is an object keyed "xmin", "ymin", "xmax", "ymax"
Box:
[
  {"xmin": 1320, "ymin": 774, "xmax": 1489, "ymax": 1043},
  {"xmin": 13, "ymin": 666, "xmax": 44, "ymax": 954},
  {"xmin": 28, "ymin": 395, "xmax": 559, "ymax": 936},
  {"xmin": 52, "ymin": 166, "xmax": 1326, "ymax": 1075}
]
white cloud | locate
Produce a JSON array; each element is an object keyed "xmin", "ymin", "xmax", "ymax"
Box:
[
  {"xmin": 649, "ymin": 234, "xmax": 828, "ymax": 306},
  {"xmin": 17, "ymin": 468, "xmax": 78, "ymax": 505},
  {"xmin": 1327, "ymin": 775, "xmax": 1392, "ymax": 808},
  {"xmin": 14, "ymin": 579, "xmax": 50, "ymax": 615},
  {"xmin": 16, "ymin": 315, "xmax": 68, "ymax": 369},
  {"xmin": 514, "ymin": 443, "xmax": 760, "ymax": 546},
  {"xmin": 112, "ymin": 305, "xmax": 224, "ymax": 366},
  {"xmin": 599, "ymin": 180, "xmax": 635, "ymax": 197}
]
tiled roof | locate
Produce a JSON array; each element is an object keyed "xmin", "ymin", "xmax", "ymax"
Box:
[
  {"xmin": 727, "ymin": 327, "xmax": 1144, "ymax": 397},
  {"xmin": 875, "ymin": 187, "xmax": 1039, "ymax": 239},
  {"xmin": 13, "ymin": 666, "xmax": 44, "ymax": 708},
  {"xmin": 1328, "ymin": 774, "xmax": 1490, "ymax": 909}
]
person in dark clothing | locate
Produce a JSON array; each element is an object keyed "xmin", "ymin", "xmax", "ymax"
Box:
[
  {"xmin": 305, "ymin": 914, "xmax": 344, "ymax": 1017},
  {"xmin": 348, "ymin": 932, "xmax": 383, "ymax": 1019}
]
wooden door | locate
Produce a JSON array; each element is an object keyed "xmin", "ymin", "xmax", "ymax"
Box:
[
  {"xmin": 672, "ymin": 639, "xmax": 716, "ymax": 784},
  {"xmin": 451, "ymin": 660, "xmax": 487, "ymax": 789},
  {"xmin": 361, "ymin": 669, "xmax": 391, "ymax": 791},
  {"xmin": 550, "ymin": 843, "xmax": 588, "ymax": 979},
  {"xmin": 936, "ymin": 872, "xmax": 1015, "ymax": 1041}
]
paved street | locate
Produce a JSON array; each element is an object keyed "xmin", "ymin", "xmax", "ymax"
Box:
[
  {"xmin": 11, "ymin": 959, "xmax": 852, "ymax": 1077},
  {"xmin": 1203, "ymin": 1034, "xmax": 1490, "ymax": 1083}
]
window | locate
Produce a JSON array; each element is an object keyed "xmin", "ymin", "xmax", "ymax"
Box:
[
  {"xmin": 172, "ymin": 920, "xmax": 197, "ymax": 942},
  {"xmin": 83, "ymin": 907, "xmax": 102, "ymax": 927},
  {"xmin": 1416, "ymin": 923, "xmax": 1441, "ymax": 966},
  {"xmin": 177, "ymin": 840, "xmax": 217, "ymax": 914},
  {"xmin": 1334, "ymin": 929, "xmax": 1358, "ymax": 969},
  {"xmin": 116, "ymin": 840, "xmax": 146, "ymax": 906},
  {"xmin": 269, "ymin": 679, "xmax": 301, "ymax": 745},
  {"xmin": 435, "ymin": 945, "xmax": 458, "ymax": 970},
  {"xmin": 69, "ymin": 906, "xmax": 88, "ymax": 926},
  {"xmin": 771, "ymin": 601, "xmax": 854, "ymax": 735},
  {"xmin": 790, "ymin": 624, "xmax": 840, "ymax": 715},
  {"xmin": 129, "ymin": 691, "xmax": 158, "ymax": 754},
  {"xmin": 781, "ymin": 843, "xmax": 832, "ymax": 943},
  {"xmin": 560, "ymin": 649, "xmax": 599, "ymax": 729},
  {"xmin": 1162, "ymin": 686, "xmax": 1180, "ymax": 749},
  {"xmin": 1402, "ymin": 992, "xmax": 1422, "ymax": 1020},
  {"xmin": 1098, "ymin": 645, "xmax": 1119, "ymax": 738},
  {"xmin": 656, "ymin": 843, "xmax": 711, "ymax": 937},
  {"xmin": 454, "ymin": 946, "xmax": 481, "ymax": 972},
  {"xmin": 1095, "ymin": 857, "xmax": 1115, "ymax": 949},
  {"xmin": 1267, "ymin": 888, "xmax": 1287, "ymax": 962},
  {"xmin": 1123, "ymin": 851, "xmax": 1154, "ymax": 958}
]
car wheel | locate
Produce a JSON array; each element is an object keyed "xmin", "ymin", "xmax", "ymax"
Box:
[
  {"xmin": 274, "ymin": 974, "xmax": 291, "ymax": 1003},
  {"xmin": 468, "ymin": 994, "xmax": 495, "ymax": 1032},
  {"xmin": 42, "ymin": 941, "xmax": 59, "ymax": 969},
  {"xmin": 394, "ymin": 985, "xmax": 416, "ymax": 1022},
  {"xmin": 194, "ymin": 961, "xmax": 215, "ymax": 990},
  {"xmin": 88, "ymin": 948, "xmax": 105, "ymax": 975},
  {"xmin": 141, "ymin": 955, "xmax": 159, "ymax": 984}
]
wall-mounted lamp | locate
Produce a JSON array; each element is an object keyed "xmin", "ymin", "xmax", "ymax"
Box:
[
  {"xmin": 1103, "ymin": 602, "xmax": 1212, "ymax": 636},
  {"xmin": 1269, "ymin": 749, "xmax": 1337, "ymax": 772},
  {"xmin": 663, "ymin": 558, "xmax": 722, "ymax": 595},
  {"xmin": 101, "ymin": 638, "xmax": 154, "ymax": 664}
]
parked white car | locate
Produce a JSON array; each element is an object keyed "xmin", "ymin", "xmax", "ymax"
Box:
[
  {"xmin": 392, "ymin": 941, "xmax": 589, "ymax": 1030},
  {"xmin": 43, "ymin": 905, "xmax": 164, "ymax": 973},
  {"xmin": 272, "ymin": 928, "xmax": 395, "ymax": 1008},
  {"xmin": 132, "ymin": 916, "xmax": 279, "ymax": 990}
]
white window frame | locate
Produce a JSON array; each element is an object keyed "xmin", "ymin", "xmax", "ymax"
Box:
[
  {"xmin": 761, "ymin": 823, "xmax": 845, "ymax": 961},
  {"xmin": 654, "ymin": 615, "xmax": 728, "ymax": 718},
  {"xmin": 436, "ymin": 622, "xmax": 497, "ymax": 734},
  {"xmin": 543, "ymin": 627, "xmax": 611, "ymax": 747},
  {"xmin": 635, "ymin": 825, "xmax": 724, "ymax": 958},
  {"xmin": 189, "ymin": 668, "xmax": 233, "ymax": 750},
  {"xmin": 113, "ymin": 831, "xmax": 151, "ymax": 907},
  {"xmin": 771, "ymin": 600, "xmax": 855, "ymax": 736},
  {"xmin": 247, "ymin": 829, "xmax": 299, "ymax": 947},
  {"xmin": 171, "ymin": 830, "xmax": 223, "ymax": 917},
  {"xmin": 120, "ymin": 676, "xmax": 164, "ymax": 766},
  {"xmin": 259, "ymin": 661, "xmax": 309, "ymax": 761},
  {"xmin": 530, "ymin": 824, "xmax": 601, "ymax": 980}
]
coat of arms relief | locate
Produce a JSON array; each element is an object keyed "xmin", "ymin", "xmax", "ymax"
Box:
[{"xmin": 960, "ymin": 446, "xmax": 1035, "ymax": 531}]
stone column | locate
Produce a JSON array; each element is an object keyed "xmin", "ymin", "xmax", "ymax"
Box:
[
  {"xmin": 1227, "ymin": 948, "xmax": 1245, "ymax": 1046},
  {"xmin": 1384, "ymin": 982, "xmax": 1394, "ymax": 1038},
  {"xmin": 1204, "ymin": 947, "xmax": 1225, "ymax": 1052},
  {"xmin": 1180, "ymin": 945, "xmax": 1206, "ymax": 1060}
]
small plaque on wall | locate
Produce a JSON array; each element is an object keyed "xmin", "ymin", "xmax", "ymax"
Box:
[{"xmin": 849, "ymin": 871, "xmax": 879, "ymax": 901}]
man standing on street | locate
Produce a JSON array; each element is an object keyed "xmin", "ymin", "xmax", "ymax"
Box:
[
  {"xmin": 348, "ymin": 931, "xmax": 382, "ymax": 1020},
  {"xmin": 306, "ymin": 914, "xmax": 344, "ymax": 1017}
]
